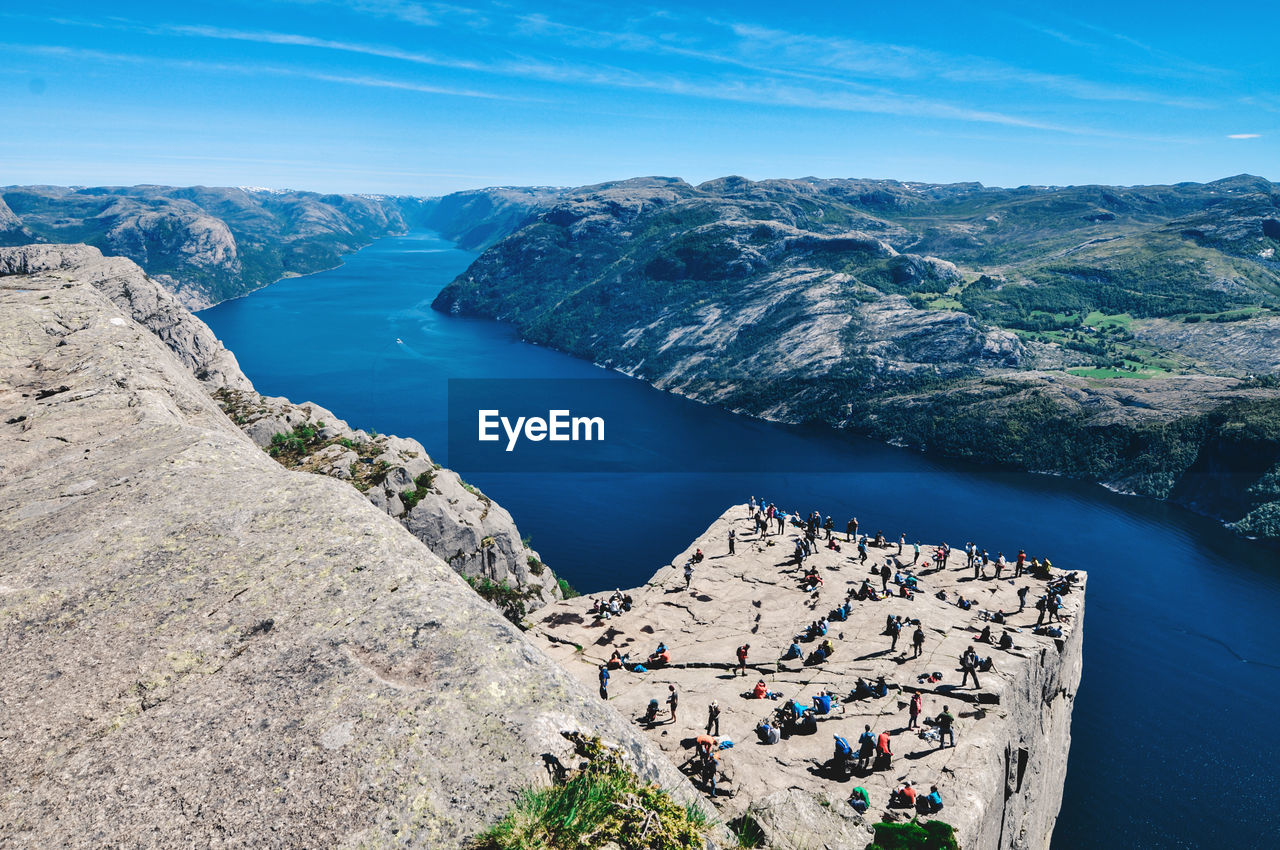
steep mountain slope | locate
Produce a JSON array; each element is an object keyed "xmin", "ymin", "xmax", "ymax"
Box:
[
  {"xmin": 0, "ymin": 185, "xmax": 413, "ymax": 308},
  {"xmin": 434, "ymin": 175, "xmax": 1280, "ymax": 538}
]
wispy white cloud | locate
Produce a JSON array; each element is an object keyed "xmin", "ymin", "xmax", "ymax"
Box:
[
  {"xmin": 0, "ymin": 43, "xmax": 528, "ymax": 101},
  {"xmin": 1227, "ymin": 133, "xmax": 1261, "ymax": 139},
  {"xmin": 14, "ymin": 7, "xmax": 1213, "ymax": 142},
  {"xmin": 722, "ymin": 22, "xmax": 1214, "ymax": 110}
]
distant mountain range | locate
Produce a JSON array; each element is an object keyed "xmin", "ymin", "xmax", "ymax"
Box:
[
  {"xmin": 431, "ymin": 175, "xmax": 1280, "ymax": 540},
  {"xmin": 0, "ymin": 185, "xmax": 421, "ymax": 308},
  {"xmin": 6, "ymin": 175, "xmax": 1280, "ymax": 538}
]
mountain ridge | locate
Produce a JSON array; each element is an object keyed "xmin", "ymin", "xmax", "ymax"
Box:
[{"xmin": 431, "ymin": 173, "xmax": 1280, "ymax": 540}]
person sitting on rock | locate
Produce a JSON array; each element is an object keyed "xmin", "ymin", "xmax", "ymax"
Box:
[
  {"xmin": 752, "ymin": 679, "xmax": 777, "ymax": 700},
  {"xmin": 833, "ymin": 734, "xmax": 854, "ymax": 771},
  {"xmin": 978, "ymin": 624, "xmax": 992, "ymax": 644},
  {"xmin": 923, "ymin": 785, "xmax": 944, "ymax": 814},
  {"xmin": 756, "ymin": 720, "xmax": 780, "ymax": 744},
  {"xmin": 643, "ymin": 698, "xmax": 660, "ymax": 724},
  {"xmin": 782, "ymin": 641, "xmax": 803, "ymax": 660},
  {"xmin": 693, "ymin": 548, "xmax": 704, "ymax": 564},
  {"xmin": 607, "ymin": 649, "xmax": 629, "ymax": 669},
  {"xmin": 849, "ymin": 786, "xmax": 871, "ymax": 813},
  {"xmin": 998, "ymin": 631, "xmax": 1014, "ymax": 650},
  {"xmin": 892, "ymin": 781, "xmax": 917, "ymax": 808},
  {"xmin": 851, "ymin": 678, "xmax": 873, "ymax": 700},
  {"xmin": 646, "ymin": 643, "xmax": 671, "ymax": 668},
  {"xmin": 812, "ymin": 690, "xmax": 840, "ymax": 715}
]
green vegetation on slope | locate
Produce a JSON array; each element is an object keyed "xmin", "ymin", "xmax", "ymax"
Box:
[
  {"xmin": 472, "ymin": 734, "xmax": 711, "ymax": 850},
  {"xmin": 868, "ymin": 819, "xmax": 960, "ymax": 850}
]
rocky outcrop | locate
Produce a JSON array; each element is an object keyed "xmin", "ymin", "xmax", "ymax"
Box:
[
  {"xmin": 213, "ymin": 389, "xmax": 562, "ymax": 612},
  {"xmin": 0, "ymin": 245, "xmax": 561, "ymax": 613},
  {"xmin": 529, "ymin": 508, "xmax": 1086, "ymax": 849},
  {"xmin": 0, "ymin": 243, "xmax": 252, "ymax": 391},
  {"xmin": 0, "ymin": 262, "xmax": 702, "ymax": 847}
]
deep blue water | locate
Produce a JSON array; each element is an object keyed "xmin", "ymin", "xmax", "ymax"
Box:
[{"xmin": 201, "ymin": 232, "xmax": 1280, "ymax": 849}]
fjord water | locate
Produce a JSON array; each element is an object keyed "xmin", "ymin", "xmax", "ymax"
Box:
[{"xmin": 201, "ymin": 232, "xmax": 1279, "ymax": 849}]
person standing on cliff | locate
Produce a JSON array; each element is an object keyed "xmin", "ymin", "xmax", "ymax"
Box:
[
  {"xmin": 667, "ymin": 684, "xmax": 679, "ymax": 723},
  {"xmin": 908, "ymin": 692, "xmax": 923, "ymax": 729},
  {"xmin": 728, "ymin": 528, "xmax": 736, "ymax": 555},
  {"xmin": 705, "ymin": 701, "xmax": 720, "ymax": 736},
  {"xmin": 880, "ymin": 562, "xmax": 892, "ymax": 593},
  {"xmin": 856, "ymin": 725, "xmax": 876, "ymax": 771},
  {"xmin": 960, "ymin": 646, "xmax": 980, "ymax": 689},
  {"xmin": 913, "ymin": 541, "xmax": 921, "ymax": 565},
  {"xmin": 684, "ymin": 562, "xmax": 694, "ymax": 589},
  {"xmin": 888, "ymin": 616, "xmax": 902, "ymax": 651},
  {"xmin": 1017, "ymin": 586, "xmax": 1030, "ymax": 613},
  {"xmin": 912, "ymin": 624, "xmax": 925, "ymax": 658},
  {"xmin": 1015, "ymin": 549, "xmax": 1026, "ymax": 578},
  {"xmin": 598, "ymin": 665, "xmax": 609, "ymax": 700},
  {"xmin": 736, "ymin": 643, "xmax": 750, "ymax": 676},
  {"xmin": 937, "ymin": 706, "xmax": 955, "ymax": 748},
  {"xmin": 847, "ymin": 517, "xmax": 858, "ymax": 542}
]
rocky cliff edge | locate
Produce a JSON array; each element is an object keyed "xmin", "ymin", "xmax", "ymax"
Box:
[{"xmin": 0, "ymin": 250, "xmax": 683, "ymax": 847}]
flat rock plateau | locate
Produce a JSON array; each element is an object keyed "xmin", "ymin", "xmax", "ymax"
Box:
[{"xmin": 530, "ymin": 509, "xmax": 1086, "ymax": 850}]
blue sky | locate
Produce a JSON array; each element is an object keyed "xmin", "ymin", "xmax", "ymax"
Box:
[{"xmin": 3, "ymin": 0, "xmax": 1276, "ymax": 194}]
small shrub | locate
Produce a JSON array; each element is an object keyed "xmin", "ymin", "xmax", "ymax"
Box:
[
  {"xmin": 471, "ymin": 736, "xmax": 711, "ymax": 850},
  {"xmin": 527, "ymin": 555, "xmax": 545, "ymax": 575},
  {"xmin": 558, "ymin": 577, "xmax": 580, "ymax": 599},
  {"xmin": 729, "ymin": 813, "xmax": 767, "ymax": 848},
  {"xmin": 868, "ymin": 819, "xmax": 959, "ymax": 850}
]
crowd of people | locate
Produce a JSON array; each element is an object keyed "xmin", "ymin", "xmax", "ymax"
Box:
[{"xmin": 576, "ymin": 496, "xmax": 1075, "ymax": 821}]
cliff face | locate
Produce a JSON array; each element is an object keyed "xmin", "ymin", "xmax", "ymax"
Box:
[
  {"xmin": 0, "ymin": 245, "xmax": 560, "ymax": 611},
  {"xmin": 0, "ymin": 254, "xmax": 699, "ymax": 847},
  {"xmin": 213, "ymin": 388, "xmax": 563, "ymax": 612},
  {"xmin": 432, "ymin": 175, "xmax": 1280, "ymax": 539},
  {"xmin": 528, "ymin": 509, "xmax": 1086, "ymax": 849}
]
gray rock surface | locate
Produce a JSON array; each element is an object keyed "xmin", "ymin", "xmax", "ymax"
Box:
[
  {"xmin": 0, "ymin": 244, "xmax": 252, "ymax": 390},
  {"xmin": 0, "ymin": 265, "xmax": 702, "ymax": 848},
  {"xmin": 0, "ymin": 244, "xmax": 561, "ymax": 612}
]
